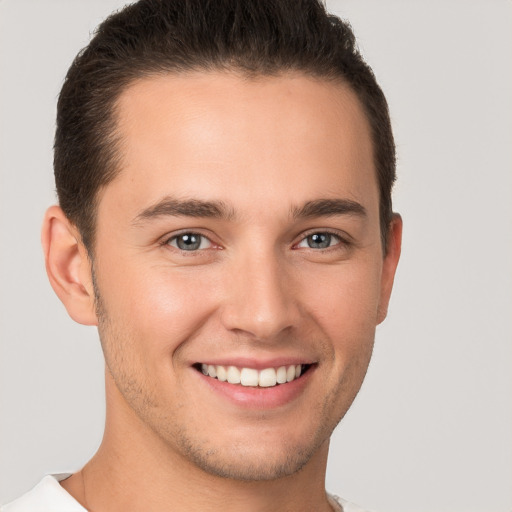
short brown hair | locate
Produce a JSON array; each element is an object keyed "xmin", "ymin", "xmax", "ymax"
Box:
[{"xmin": 54, "ymin": 0, "xmax": 396, "ymax": 253}]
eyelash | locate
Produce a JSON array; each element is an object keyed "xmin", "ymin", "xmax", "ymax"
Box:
[{"xmin": 162, "ymin": 229, "xmax": 350, "ymax": 253}]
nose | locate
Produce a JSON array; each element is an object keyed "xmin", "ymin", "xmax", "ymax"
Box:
[{"xmin": 219, "ymin": 250, "xmax": 301, "ymax": 340}]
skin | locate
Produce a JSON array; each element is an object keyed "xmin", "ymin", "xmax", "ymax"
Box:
[{"xmin": 42, "ymin": 72, "xmax": 402, "ymax": 512}]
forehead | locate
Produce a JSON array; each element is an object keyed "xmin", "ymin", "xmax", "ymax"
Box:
[{"xmin": 105, "ymin": 71, "xmax": 377, "ymax": 222}]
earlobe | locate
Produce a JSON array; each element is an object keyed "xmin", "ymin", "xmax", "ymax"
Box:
[
  {"xmin": 41, "ymin": 205, "xmax": 98, "ymax": 326},
  {"xmin": 377, "ymin": 214, "xmax": 402, "ymax": 324}
]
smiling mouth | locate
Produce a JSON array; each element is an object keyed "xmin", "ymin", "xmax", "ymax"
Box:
[{"xmin": 194, "ymin": 363, "xmax": 312, "ymax": 388}]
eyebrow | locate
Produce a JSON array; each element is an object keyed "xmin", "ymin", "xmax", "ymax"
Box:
[
  {"xmin": 132, "ymin": 196, "xmax": 366, "ymax": 226},
  {"xmin": 291, "ymin": 198, "xmax": 367, "ymax": 220},
  {"xmin": 132, "ymin": 197, "xmax": 235, "ymax": 225}
]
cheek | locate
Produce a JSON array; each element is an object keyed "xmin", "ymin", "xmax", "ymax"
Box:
[
  {"xmin": 304, "ymin": 259, "xmax": 383, "ymax": 339},
  {"xmin": 100, "ymin": 263, "xmax": 221, "ymax": 357}
]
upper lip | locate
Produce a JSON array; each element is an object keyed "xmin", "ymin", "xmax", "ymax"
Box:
[{"xmin": 193, "ymin": 357, "xmax": 315, "ymax": 370}]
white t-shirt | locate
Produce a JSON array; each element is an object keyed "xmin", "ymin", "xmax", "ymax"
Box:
[{"xmin": 0, "ymin": 474, "xmax": 372, "ymax": 512}]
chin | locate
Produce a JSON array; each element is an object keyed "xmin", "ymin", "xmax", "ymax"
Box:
[
  {"xmin": 182, "ymin": 443, "xmax": 316, "ymax": 481},
  {"xmin": 169, "ymin": 418, "xmax": 334, "ymax": 482}
]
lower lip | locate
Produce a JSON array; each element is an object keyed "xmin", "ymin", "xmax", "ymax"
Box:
[{"xmin": 196, "ymin": 367, "xmax": 315, "ymax": 409}]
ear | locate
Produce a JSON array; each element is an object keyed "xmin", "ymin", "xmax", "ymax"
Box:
[
  {"xmin": 377, "ymin": 214, "xmax": 402, "ymax": 324},
  {"xmin": 41, "ymin": 205, "xmax": 98, "ymax": 326}
]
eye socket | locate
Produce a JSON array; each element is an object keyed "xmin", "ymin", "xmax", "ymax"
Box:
[
  {"xmin": 167, "ymin": 232, "xmax": 212, "ymax": 251},
  {"xmin": 296, "ymin": 232, "xmax": 342, "ymax": 249}
]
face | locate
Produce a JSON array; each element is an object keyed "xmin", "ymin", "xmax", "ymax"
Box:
[{"xmin": 89, "ymin": 72, "xmax": 399, "ymax": 480}]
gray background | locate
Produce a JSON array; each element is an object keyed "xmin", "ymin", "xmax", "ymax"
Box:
[{"xmin": 1, "ymin": 1, "xmax": 511, "ymax": 511}]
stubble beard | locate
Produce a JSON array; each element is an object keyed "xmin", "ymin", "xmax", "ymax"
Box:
[{"xmin": 92, "ymin": 272, "xmax": 369, "ymax": 483}]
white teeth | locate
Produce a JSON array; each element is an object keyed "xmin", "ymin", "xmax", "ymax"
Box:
[
  {"xmin": 259, "ymin": 368, "xmax": 277, "ymax": 387},
  {"xmin": 227, "ymin": 366, "xmax": 241, "ymax": 384},
  {"xmin": 200, "ymin": 363, "xmax": 307, "ymax": 388},
  {"xmin": 216, "ymin": 365, "xmax": 227, "ymax": 382},
  {"xmin": 276, "ymin": 366, "xmax": 287, "ymax": 384},
  {"xmin": 240, "ymin": 368, "xmax": 259, "ymax": 387}
]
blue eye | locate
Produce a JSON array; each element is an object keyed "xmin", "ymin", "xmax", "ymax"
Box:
[
  {"xmin": 297, "ymin": 232, "xmax": 341, "ymax": 249},
  {"xmin": 168, "ymin": 233, "xmax": 212, "ymax": 251}
]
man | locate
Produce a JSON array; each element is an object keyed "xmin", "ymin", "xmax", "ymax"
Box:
[{"xmin": 1, "ymin": 0, "xmax": 401, "ymax": 510}]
